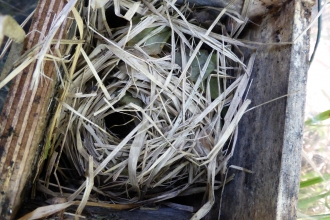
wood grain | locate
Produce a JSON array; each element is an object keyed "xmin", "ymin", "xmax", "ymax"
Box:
[
  {"xmin": 216, "ymin": 0, "xmax": 311, "ymax": 219},
  {"xmin": 0, "ymin": 0, "xmax": 67, "ymax": 219}
]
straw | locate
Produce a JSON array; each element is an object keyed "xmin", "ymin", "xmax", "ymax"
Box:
[{"xmin": 5, "ymin": 0, "xmax": 257, "ymax": 218}]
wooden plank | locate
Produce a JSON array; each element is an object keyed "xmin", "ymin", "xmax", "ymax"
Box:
[
  {"xmin": 215, "ymin": 0, "xmax": 311, "ymax": 219},
  {"xmin": 0, "ymin": 0, "xmax": 68, "ymax": 219}
]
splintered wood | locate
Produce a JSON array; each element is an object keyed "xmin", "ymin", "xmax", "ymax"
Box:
[{"xmin": 9, "ymin": 0, "xmax": 257, "ymax": 219}]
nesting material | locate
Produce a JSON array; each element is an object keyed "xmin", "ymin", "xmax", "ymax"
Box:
[
  {"xmin": 0, "ymin": 14, "xmax": 26, "ymax": 45},
  {"xmin": 13, "ymin": 0, "xmax": 257, "ymax": 219}
]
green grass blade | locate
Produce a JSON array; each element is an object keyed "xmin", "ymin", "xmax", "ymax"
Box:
[
  {"xmin": 298, "ymin": 190, "xmax": 330, "ymax": 210},
  {"xmin": 307, "ymin": 213, "xmax": 330, "ymax": 219},
  {"xmin": 305, "ymin": 109, "xmax": 330, "ymax": 126},
  {"xmin": 300, "ymin": 174, "xmax": 330, "ymax": 188}
]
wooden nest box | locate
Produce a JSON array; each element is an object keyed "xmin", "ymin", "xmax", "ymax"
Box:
[{"xmin": 0, "ymin": 0, "xmax": 311, "ymax": 219}]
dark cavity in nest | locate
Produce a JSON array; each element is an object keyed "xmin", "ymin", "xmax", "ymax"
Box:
[{"xmin": 105, "ymin": 112, "xmax": 136, "ymax": 139}]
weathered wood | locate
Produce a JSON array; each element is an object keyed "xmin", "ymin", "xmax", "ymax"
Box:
[
  {"xmin": 216, "ymin": 0, "xmax": 311, "ymax": 219},
  {"xmin": 0, "ymin": 0, "xmax": 311, "ymax": 219},
  {"xmin": 0, "ymin": 0, "xmax": 68, "ymax": 219},
  {"xmin": 181, "ymin": 0, "xmax": 289, "ymax": 18}
]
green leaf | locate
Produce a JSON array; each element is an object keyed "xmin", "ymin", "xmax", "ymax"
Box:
[
  {"xmin": 128, "ymin": 27, "xmax": 154, "ymax": 46},
  {"xmin": 144, "ymin": 27, "xmax": 171, "ymax": 55},
  {"xmin": 305, "ymin": 109, "xmax": 330, "ymax": 126},
  {"xmin": 300, "ymin": 174, "xmax": 330, "ymax": 188},
  {"xmin": 175, "ymin": 50, "xmax": 217, "ymax": 82},
  {"xmin": 175, "ymin": 50, "xmax": 224, "ymax": 99},
  {"xmin": 128, "ymin": 26, "xmax": 171, "ymax": 55},
  {"xmin": 118, "ymin": 93, "xmax": 143, "ymax": 107},
  {"xmin": 209, "ymin": 77, "xmax": 224, "ymax": 99}
]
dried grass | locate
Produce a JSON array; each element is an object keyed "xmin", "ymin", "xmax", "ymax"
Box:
[{"xmin": 10, "ymin": 0, "xmax": 257, "ymax": 219}]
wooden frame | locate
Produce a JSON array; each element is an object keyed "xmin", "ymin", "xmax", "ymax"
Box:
[
  {"xmin": 216, "ymin": 1, "xmax": 310, "ymax": 219},
  {"xmin": 0, "ymin": 0, "xmax": 311, "ymax": 219}
]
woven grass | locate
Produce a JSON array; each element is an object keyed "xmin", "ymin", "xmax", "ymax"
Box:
[{"xmin": 4, "ymin": 0, "xmax": 258, "ymax": 219}]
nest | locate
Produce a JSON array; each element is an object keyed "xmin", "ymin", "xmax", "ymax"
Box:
[{"xmin": 14, "ymin": 0, "xmax": 256, "ymax": 219}]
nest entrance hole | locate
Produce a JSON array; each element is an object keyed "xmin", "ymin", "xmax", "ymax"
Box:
[{"xmin": 105, "ymin": 112, "xmax": 136, "ymax": 139}]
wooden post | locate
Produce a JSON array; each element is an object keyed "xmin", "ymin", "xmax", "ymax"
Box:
[{"xmin": 216, "ymin": 1, "xmax": 311, "ymax": 219}]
